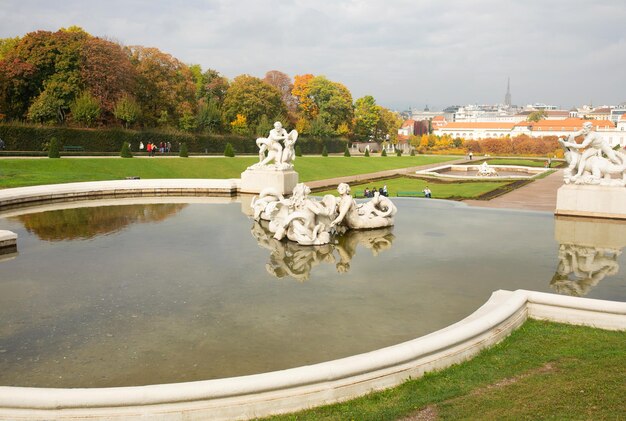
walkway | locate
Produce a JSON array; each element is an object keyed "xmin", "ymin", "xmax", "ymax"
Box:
[{"xmin": 463, "ymin": 169, "xmax": 563, "ymax": 212}]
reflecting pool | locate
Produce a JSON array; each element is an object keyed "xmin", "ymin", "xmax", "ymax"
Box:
[{"xmin": 0, "ymin": 199, "xmax": 624, "ymax": 388}]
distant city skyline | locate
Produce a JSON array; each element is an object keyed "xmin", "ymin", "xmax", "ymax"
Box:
[{"xmin": 1, "ymin": 0, "xmax": 625, "ymax": 110}]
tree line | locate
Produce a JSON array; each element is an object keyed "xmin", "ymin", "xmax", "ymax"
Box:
[{"xmin": 0, "ymin": 27, "xmax": 402, "ymax": 142}]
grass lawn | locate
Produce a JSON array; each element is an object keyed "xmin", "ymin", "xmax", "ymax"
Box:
[
  {"xmin": 265, "ymin": 320, "xmax": 626, "ymax": 420},
  {"xmin": 484, "ymin": 158, "xmax": 559, "ymax": 168},
  {"xmin": 0, "ymin": 155, "xmax": 455, "ymax": 189},
  {"xmin": 314, "ymin": 176, "xmax": 511, "ymax": 200}
]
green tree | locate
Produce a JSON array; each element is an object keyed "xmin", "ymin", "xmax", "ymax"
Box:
[
  {"xmin": 353, "ymin": 95, "xmax": 380, "ymax": 140},
  {"xmin": 344, "ymin": 145, "xmax": 351, "ymax": 157},
  {"xmin": 255, "ymin": 114, "xmax": 273, "ymax": 137},
  {"xmin": 120, "ymin": 141, "xmax": 132, "ymax": 158},
  {"xmin": 307, "ymin": 76, "xmax": 353, "ymax": 134},
  {"xmin": 364, "ymin": 148, "xmax": 370, "ymax": 157},
  {"xmin": 195, "ymin": 98, "xmax": 222, "ymax": 133},
  {"xmin": 70, "ymin": 91, "xmax": 101, "ymax": 127},
  {"xmin": 179, "ymin": 142, "xmax": 188, "ymax": 157},
  {"xmin": 322, "ymin": 145, "xmax": 328, "ymax": 157},
  {"xmin": 396, "ymin": 148, "xmax": 402, "ymax": 156},
  {"xmin": 113, "ymin": 94, "xmax": 141, "ymax": 128},
  {"xmin": 224, "ymin": 142, "xmax": 235, "ymax": 157},
  {"xmin": 222, "ymin": 74, "xmax": 286, "ymax": 130},
  {"xmin": 381, "ymin": 148, "xmax": 387, "ymax": 157},
  {"xmin": 27, "ymin": 90, "xmax": 64, "ymax": 124},
  {"xmin": 295, "ymin": 145, "xmax": 302, "ymax": 157},
  {"xmin": 48, "ymin": 136, "xmax": 60, "ymax": 158},
  {"xmin": 528, "ymin": 110, "xmax": 547, "ymax": 122}
]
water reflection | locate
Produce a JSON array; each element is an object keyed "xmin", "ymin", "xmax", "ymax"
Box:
[
  {"xmin": 251, "ymin": 221, "xmax": 395, "ymax": 281},
  {"xmin": 552, "ymin": 217, "xmax": 626, "ymax": 296},
  {"xmin": 13, "ymin": 203, "xmax": 188, "ymax": 241}
]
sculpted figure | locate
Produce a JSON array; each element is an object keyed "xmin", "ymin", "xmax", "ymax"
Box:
[
  {"xmin": 559, "ymin": 121, "xmax": 624, "ymax": 183},
  {"xmin": 331, "ymin": 183, "xmax": 397, "ymax": 230},
  {"xmin": 251, "ymin": 121, "xmax": 299, "ymax": 169},
  {"xmin": 559, "ymin": 136, "xmax": 626, "ymax": 186},
  {"xmin": 476, "ymin": 161, "xmax": 498, "ymax": 177}
]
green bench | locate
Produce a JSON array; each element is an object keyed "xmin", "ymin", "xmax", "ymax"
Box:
[
  {"xmin": 396, "ymin": 191, "xmax": 426, "ymax": 197},
  {"xmin": 62, "ymin": 145, "xmax": 84, "ymax": 152}
]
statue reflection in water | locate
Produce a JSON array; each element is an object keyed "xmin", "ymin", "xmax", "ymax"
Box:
[
  {"xmin": 251, "ymin": 221, "xmax": 395, "ymax": 281},
  {"xmin": 551, "ymin": 244, "xmax": 621, "ymax": 297}
]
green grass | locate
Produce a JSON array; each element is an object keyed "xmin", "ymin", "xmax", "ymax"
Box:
[
  {"xmin": 265, "ymin": 320, "xmax": 626, "ymax": 420},
  {"xmin": 484, "ymin": 158, "xmax": 559, "ymax": 168},
  {"xmin": 0, "ymin": 155, "xmax": 456, "ymax": 189},
  {"xmin": 314, "ymin": 176, "xmax": 511, "ymax": 200}
]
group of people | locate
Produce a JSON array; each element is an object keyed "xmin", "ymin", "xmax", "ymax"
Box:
[
  {"xmin": 140, "ymin": 141, "xmax": 172, "ymax": 157},
  {"xmin": 363, "ymin": 185, "xmax": 388, "ymax": 198}
]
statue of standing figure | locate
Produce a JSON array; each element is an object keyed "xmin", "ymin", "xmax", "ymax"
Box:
[{"xmin": 251, "ymin": 121, "xmax": 299, "ymax": 170}]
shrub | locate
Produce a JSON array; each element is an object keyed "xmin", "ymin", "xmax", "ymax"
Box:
[
  {"xmin": 410, "ymin": 149, "xmax": 415, "ymax": 156},
  {"xmin": 322, "ymin": 145, "xmax": 328, "ymax": 157},
  {"xmin": 295, "ymin": 145, "xmax": 303, "ymax": 157},
  {"xmin": 344, "ymin": 146, "xmax": 351, "ymax": 157},
  {"xmin": 396, "ymin": 148, "xmax": 402, "ymax": 156},
  {"xmin": 364, "ymin": 148, "xmax": 370, "ymax": 157},
  {"xmin": 381, "ymin": 149, "xmax": 387, "ymax": 157},
  {"xmin": 120, "ymin": 142, "xmax": 133, "ymax": 158},
  {"xmin": 179, "ymin": 142, "xmax": 188, "ymax": 157},
  {"xmin": 48, "ymin": 137, "xmax": 60, "ymax": 158},
  {"xmin": 71, "ymin": 92, "xmax": 101, "ymax": 127},
  {"xmin": 224, "ymin": 142, "xmax": 235, "ymax": 157}
]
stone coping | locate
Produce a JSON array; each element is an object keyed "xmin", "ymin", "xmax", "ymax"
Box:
[
  {"xmin": 416, "ymin": 164, "xmax": 549, "ymax": 180},
  {"xmin": 0, "ymin": 289, "xmax": 623, "ymax": 420},
  {"xmin": 0, "ymin": 179, "xmax": 241, "ymax": 211}
]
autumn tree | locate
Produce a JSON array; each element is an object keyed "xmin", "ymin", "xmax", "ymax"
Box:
[
  {"xmin": 264, "ymin": 70, "xmax": 297, "ymax": 117},
  {"xmin": 70, "ymin": 91, "xmax": 101, "ymax": 127},
  {"xmin": 222, "ymin": 74, "xmax": 286, "ymax": 130},
  {"xmin": 353, "ymin": 95, "xmax": 379, "ymax": 140},
  {"xmin": 292, "ymin": 74, "xmax": 316, "ymax": 122},
  {"xmin": 307, "ymin": 76, "xmax": 353, "ymax": 135},
  {"xmin": 527, "ymin": 110, "xmax": 547, "ymax": 122},
  {"xmin": 114, "ymin": 94, "xmax": 141, "ymax": 128},
  {"xmin": 375, "ymin": 107, "xmax": 403, "ymax": 143}
]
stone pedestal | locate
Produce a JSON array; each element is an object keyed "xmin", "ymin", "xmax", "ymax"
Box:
[
  {"xmin": 0, "ymin": 230, "xmax": 17, "ymax": 255},
  {"xmin": 240, "ymin": 168, "xmax": 298, "ymax": 195},
  {"xmin": 555, "ymin": 216, "xmax": 626, "ymax": 249},
  {"xmin": 555, "ymin": 184, "xmax": 626, "ymax": 220}
]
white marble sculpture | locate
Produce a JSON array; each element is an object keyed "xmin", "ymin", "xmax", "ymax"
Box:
[
  {"xmin": 330, "ymin": 183, "xmax": 397, "ymax": 230},
  {"xmin": 250, "ymin": 121, "xmax": 299, "ymax": 170},
  {"xmin": 559, "ymin": 122, "xmax": 626, "ymax": 186},
  {"xmin": 252, "ymin": 182, "xmax": 398, "ymax": 246},
  {"xmin": 476, "ymin": 161, "xmax": 498, "ymax": 177},
  {"xmin": 252, "ymin": 183, "xmax": 336, "ymax": 245}
]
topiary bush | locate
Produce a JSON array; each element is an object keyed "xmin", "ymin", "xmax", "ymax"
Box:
[
  {"xmin": 179, "ymin": 142, "xmax": 189, "ymax": 157},
  {"xmin": 396, "ymin": 148, "xmax": 403, "ymax": 156},
  {"xmin": 381, "ymin": 148, "xmax": 387, "ymax": 157},
  {"xmin": 224, "ymin": 142, "xmax": 235, "ymax": 157},
  {"xmin": 344, "ymin": 146, "xmax": 351, "ymax": 157},
  {"xmin": 410, "ymin": 149, "xmax": 416, "ymax": 156},
  {"xmin": 364, "ymin": 148, "xmax": 370, "ymax": 157},
  {"xmin": 322, "ymin": 145, "xmax": 328, "ymax": 157},
  {"xmin": 48, "ymin": 137, "xmax": 60, "ymax": 158},
  {"xmin": 120, "ymin": 142, "xmax": 133, "ymax": 158},
  {"xmin": 295, "ymin": 145, "xmax": 303, "ymax": 157}
]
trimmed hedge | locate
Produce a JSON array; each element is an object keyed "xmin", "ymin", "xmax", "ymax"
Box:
[{"xmin": 0, "ymin": 123, "xmax": 349, "ymax": 155}]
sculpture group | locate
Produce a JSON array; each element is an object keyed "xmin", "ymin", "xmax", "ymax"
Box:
[
  {"xmin": 559, "ymin": 122, "xmax": 626, "ymax": 186},
  {"xmin": 249, "ymin": 121, "xmax": 299, "ymax": 170},
  {"xmin": 476, "ymin": 161, "xmax": 498, "ymax": 177},
  {"xmin": 251, "ymin": 182, "xmax": 397, "ymax": 246}
]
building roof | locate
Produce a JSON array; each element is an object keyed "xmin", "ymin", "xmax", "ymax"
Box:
[
  {"xmin": 438, "ymin": 122, "xmax": 517, "ymax": 130},
  {"xmin": 432, "ymin": 116, "xmax": 445, "ymax": 122},
  {"xmin": 589, "ymin": 107, "xmax": 611, "ymax": 114},
  {"xmin": 401, "ymin": 119, "xmax": 416, "ymax": 127},
  {"xmin": 516, "ymin": 118, "xmax": 615, "ymax": 131}
]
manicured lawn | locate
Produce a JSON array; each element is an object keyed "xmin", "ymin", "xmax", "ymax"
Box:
[
  {"xmin": 485, "ymin": 158, "xmax": 559, "ymax": 168},
  {"xmin": 0, "ymin": 155, "xmax": 455, "ymax": 189},
  {"xmin": 265, "ymin": 320, "xmax": 626, "ymax": 420},
  {"xmin": 314, "ymin": 177, "xmax": 511, "ymax": 199}
]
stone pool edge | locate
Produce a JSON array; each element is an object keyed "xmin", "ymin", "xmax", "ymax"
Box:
[{"xmin": 0, "ymin": 290, "xmax": 624, "ymax": 420}]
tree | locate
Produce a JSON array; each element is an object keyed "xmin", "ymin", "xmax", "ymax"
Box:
[
  {"xmin": 307, "ymin": 76, "xmax": 353, "ymax": 134},
  {"xmin": 292, "ymin": 74, "xmax": 316, "ymax": 121},
  {"xmin": 264, "ymin": 70, "xmax": 297, "ymax": 116},
  {"xmin": 0, "ymin": 37, "xmax": 20, "ymax": 60},
  {"xmin": 120, "ymin": 141, "xmax": 132, "ymax": 158},
  {"xmin": 375, "ymin": 107, "xmax": 403, "ymax": 143},
  {"xmin": 114, "ymin": 94, "xmax": 141, "ymax": 128},
  {"xmin": 381, "ymin": 148, "xmax": 387, "ymax": 157},
  {"xmin": 295, "ymin": 145, "xmax": 303, "ymax": 157},
  {"xmin": 224, "ymin": 142, "xmax": 235, "ymax": 157},
  {"xmin": 321, "ymin": 145, "xmax": 328, "ymax": 157},
  {"xmin": 195, "ymin": 98, "xmax": 222, "ymax": 133},
  {"xmin": 27, "ymin": 90, "xmax": 64, "ymax": 124},
  {"xmin": 178, "ymin": 101, "xmax": 196, "ymax": 132},
  {"xmin": 364, "ymin": 148, "xmax": 370, "ymax": 157},
  {"xmin": 48, "ymin": 137, "xmax": 60, "ymax": 158},
  {"xmin": 230, "ymin": 114, "xmax": 249, "ymax": 135},
  {"xmin": 255, "ymin": 114, "xmax": 272, "ymax": 137},
  {"xmin": 70, "ymin": 91, "xmax": 101, "ymax": 127},
  {"xmin": 353, "ymin": 95, "xmax": 380, "ymax": 140},
  {"xmin": 222, "ymin": 74, "xmax": 286, "ymax": 130},
  {"xmin": 344, "ymin": 145, "xmax": 351, "ymax": 157},
  {"xmin": 528, "ymin": 110, "xmax": 547, "ymax": 122}
]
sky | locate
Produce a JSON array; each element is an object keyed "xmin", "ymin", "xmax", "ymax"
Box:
[{"xmin": 1, "ymin": 0, "xmax": 625, "ymax": 111}]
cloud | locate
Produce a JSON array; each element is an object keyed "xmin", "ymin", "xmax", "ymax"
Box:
[{"xmin": 1, "ymin": 0, "xmax": 624, "ymax": 109}]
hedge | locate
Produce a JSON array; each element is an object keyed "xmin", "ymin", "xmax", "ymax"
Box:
[{"xmin": 0, "ymin": 123, "xmax": 348, "ymax": 155}]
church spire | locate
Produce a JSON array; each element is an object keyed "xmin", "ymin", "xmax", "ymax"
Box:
[{"xmin": 505, "ymin": 77, "xmax": 511, "ymax": 107}]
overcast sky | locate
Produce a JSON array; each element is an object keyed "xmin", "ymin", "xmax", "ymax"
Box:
[{"xmin": 1, "ymin": 0, "xmax": 624, "ymax": 110}]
